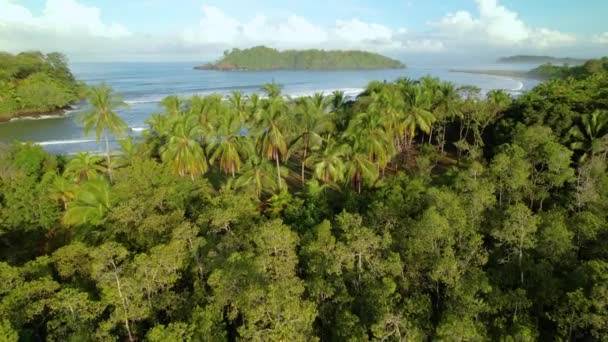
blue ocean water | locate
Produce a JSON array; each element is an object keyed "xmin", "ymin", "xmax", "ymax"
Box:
[{"xmin": 0, "ymin": 62, "xmax": 540, "ymax": 154}]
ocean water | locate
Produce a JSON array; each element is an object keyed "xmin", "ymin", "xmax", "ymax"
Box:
[{"xmin": 0, "ymin": 62, "xmax": 540, "ymax": 154}]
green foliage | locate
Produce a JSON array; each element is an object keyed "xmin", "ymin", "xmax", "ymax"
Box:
[
  {"xmin": 197, "ymin": 46, "xmax": 405, "ymax": 71},
  {"xmin": 0, "ymin": 51, "xmax": 83, "ymax": 119}
]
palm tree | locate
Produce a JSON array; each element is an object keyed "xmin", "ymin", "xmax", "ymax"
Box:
[
  {"xmin": 306, "ymin": 136, "xmax": 346, "ymax": 186},
  {"xmin": 63, "ymin": 176, "xmax": 111, "ymax": 227},
  {"xmin": 228, "ymin": 90, "xmax": 250, "ymax": 122},
  {"xmin": 234, "ymin": 146, "xmax": 282, "ymax": 198},
  {"xmin": 116, "ymin": 136, "xmax": 146, "ymax": 168},
  {"xmin": 160, "ymin": 95, "xmax": 182, "ymax": 117},
  {"xmin": 79, "ymin": 83, "xmax": 128, "ymax": 182},
  {"xmin": 254, "ymin": 96, "xmax": 290, "ymax": 190},
  {"xmin": 344, "ymin": 148, "xmax": 379, "ymax": 194},
  {"xmin": 330, "ymin": 90, "xmax": 346, "ymax": 111},
  {"xmin": 64, "ymin": 152, "xmax": 106, "ymax": 183},
  {"xmin": 48, "ymin": 175, "xmax": 76, "ymax": 210},
  {"xmin": 160, "ymin": 115, "xmax": 208, "ymax": 180},
  {"xmin": 569, "ymin": 110, "xmax": 608, "ymax": 162},
  {"xmin": 291, "ymin": 93, "xmax": 334, "ymax": 184},
  {"xmin": 403, "ymin": 86, "xmax": 435, "ymax": 145},
  {"xmin": 344, "ymin": 111, "xmax": 395, "ymax": 171},
  {"xmin": 435, "ymin": 82, "xmax": 461, "ymax": 152},
  {"xmin": 262, "ymin": 81, "xmax": 284, "ymax": 99},
  {"xmin": 209, "ymin": 111, "xmax": 248, "ymax": 177}
]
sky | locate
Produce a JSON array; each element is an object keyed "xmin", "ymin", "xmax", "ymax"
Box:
[{"xmin": 0, "ymin": 0, "xmax": 607, "ymax": 62}]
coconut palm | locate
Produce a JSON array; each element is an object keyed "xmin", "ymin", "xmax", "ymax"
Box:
[
  {"xmin": 403, "ymin": 86, "xmax": 435, "ymax": 145},
  {"xmin": 331, "ymin": 90, "xmax": 346, "ymax": 111},
  {"xmin": 344, "ymin": 111, "xmax": 395, "ymax": 171},
  {"xmin": 209, "ymin": 111, "xmax": 248, "ymax": 177},
  {"xmin": 291, "ymin": 93, "xmax": 334, "ymax": 184},
  {"xmin": 146, "ymin": 113, "xmax": 172, "ymax": 137},
  {"xmin": 48, "ymin": 175, "xmax": 76, "ymax": 210},
  {"xmin": 228, "ymin": 90, "xmax": 250, "ymax": 122},
  {"xmin": 160, "ymin": 95, "xmax": 182, "ymax": 117},
  {"xmin": 235, "ymin": 146, "xmax": 283, "ymax": 198},
  {"xmin": 160, "ymin": 115, "xmax": 207, "ymax": 180},
  {"xmin": 64, "ymin": 152, "xmax": 106, "ymax": 183},
  {"xmin": 569, "ymin": 110, "xmax": 608, "ymax": 162},
  {"xmin": 63, "ymin": 176, "xmax": 111, "ymax": 227},
  {"xmin": 254, "ymin": 96, "xmax": 290, "ymax": 190},
  {"xmin": 79, "ymin": 83, "xmax": 128, "ymax": 182},
  {"xmin": 435, "ymin": 82, "xmax": 461, "ymax": 151},
  {"xmin": 344, "ymin": 148, "xmax": 379, "ymax": 194},
  {"xmin": 306, "ymin": 136, "xmax": 346, "ymax": 186},
  {"xmin": 262, "ymin": 81, "xmax": 283, "ymax": 99}
]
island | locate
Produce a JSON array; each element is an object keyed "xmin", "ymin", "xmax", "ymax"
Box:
[
  {"xmin": 195, "ymin": 46, "xmax": 406, "ymax": 71},
  {"xmin": 498, "ymin": 55, "xmax": 587, "ymax": 65},
  {"xmin": 0, "ymin": 51, "xmax": 85, "ymax": 122}
]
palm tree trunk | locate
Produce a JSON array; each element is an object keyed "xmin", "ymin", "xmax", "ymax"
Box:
[
  {"xmin": 104, "ymin": 129, "xmax": 113, "ymax": 183},
  {"xmin": 275, "ymin": 150, "xmax": 282, "ymax": 190},
  {"xmin": 301, "ymin": 144, "xmax": 308, "ymax": 185}
]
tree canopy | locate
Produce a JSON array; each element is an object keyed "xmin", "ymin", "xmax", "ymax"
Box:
[{"xmin": 196, "ymin": 46, "xmax": 406, "ymax": 71}]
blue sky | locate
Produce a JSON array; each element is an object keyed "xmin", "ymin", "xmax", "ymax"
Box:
[{"xmin": 1, "ymin": 0, "xmax": 607, "ymax": 61}]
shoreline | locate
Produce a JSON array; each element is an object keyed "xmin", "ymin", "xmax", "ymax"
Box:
[
  {"xmin": 449, "ymin": 69, "xmax": 544, "ymax": 80},
  {"xmin": 0, "ymin": 105, "xmax": 78, "ymax": 124},
  {"xmin": 194, "ymin": 66, "xmax": 407, "ymax": 72}
]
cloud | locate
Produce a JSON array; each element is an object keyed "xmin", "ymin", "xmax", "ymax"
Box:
[
  {"xmin": 592, "ymin": 32, "xmax": 608, "ymax": 45},
  {"xmin": 430, "ymin": 0, "xmax": 575, "ymax": 49},
  {"xmin": 0, "ymin": 0, "xmax": 130, "ymax": 38}
]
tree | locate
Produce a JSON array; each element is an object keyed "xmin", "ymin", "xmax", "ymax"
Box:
[
  {"xmin": 160, "ymin": 115, "xmax": 208, "ymax": 180},
  {"xmin": 63, "ymin": 176, "xmax": 111, "ymax": 227},
  {"xmin": 492, "ymin": 203, "xmax": 539, "ymax": 285},
  {"xmin": 160, "ymin": 95, "xmax": 182, "ymax": 117},
  {"xmin": 307, "ymin": 136, "xmax": 346, "ymax": 186},
  {"xmin": 569, "ymin": 110, "xmax": 608, "ymax": 162},
  {"xmin": 403, "ymin": 85, "xmax": 435, "ymax": 145},
  {"xmin": 63, "ymin": 152, "xmax": 105, "ymax": 182},
  {"xmin": 254, "ymin": 96, "xmax": 290, "ymax": 190},
  {"xmin": 343, "ymin": 148, "xmax": 379, "ymax": 193},
  {"xmin": 209, "ymin": 110, "xmax": 247, "ymax": 177},
  {"xmin": 291, "ymin": 93, "xmax": 334, "ymax": 184},
  {"xmin": 79, "ymin": 83, "xmax": 128, "ymax": 182},
  {"xmin": 235, "ymin": 146, "xmax": 283, "ymax": 198}
]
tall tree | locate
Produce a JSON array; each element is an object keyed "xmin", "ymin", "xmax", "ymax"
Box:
[
  {"xmin": 160, "ymin": 115, "xmax": 208, "ymax": 180},
  {"xmin": 79, "ymin": 83, "xmax": 128, "ymax": 182},
  {"xmin": 569, "ymin": 110, "xmax": 608, "ymax": 162},
  {"xmin": 291, "ymin": 93, "xmax": 334, "ymax": 184},
  {"xmin": 254, "ymin": 96, "xmax": 290, "ymax": 190}
]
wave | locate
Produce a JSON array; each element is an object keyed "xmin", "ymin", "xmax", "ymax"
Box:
[
  {"xmin": 36, "ymin": 139, "xmax": 98, "ymax": 146},
  {"xmin": 511, "ymin": 80, "xmax": 524, "ymax": 91},
  {"xmin": 130, "ymin": 126, "xmax": 147, "ymax": 132}
]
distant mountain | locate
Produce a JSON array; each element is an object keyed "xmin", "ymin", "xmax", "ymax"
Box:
[
  {"xmin": 498, "ymin": 55, "xmax": 588, "ymax": 65},
  {"xmin": 195, "ymin": 46, "xmax": 406, "ymax": 71}
]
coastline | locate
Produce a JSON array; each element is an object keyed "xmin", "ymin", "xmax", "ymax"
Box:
[
  {"xmin": 0, "ymin": 105, "xmax": 78, "ymax": 124},
  {"xmin": 194, "ymin": 66, "xmax": 407, "ymax": 72},
  {"xmin": 449, "ymin": 69, "xmax": 544, "ymax": 80}
]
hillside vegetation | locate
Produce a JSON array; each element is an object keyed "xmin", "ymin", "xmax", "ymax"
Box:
[
  {"xmin": 498, "ymin": 55, "xmax": 587, "ymax": 65},
  {"xmin": 196, "ymin": 46, "xmax": 405, "ymax": 71},
  {"xmin": 0, "ymin": 51, "xmax": 85, "ymax": 121}
]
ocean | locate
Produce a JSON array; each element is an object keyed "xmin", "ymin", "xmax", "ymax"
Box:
[{"xmin": 0, "ymin": 62, "xmax": 540, "ymax": 154}]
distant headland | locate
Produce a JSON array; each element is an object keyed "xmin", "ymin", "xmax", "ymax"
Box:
[
  {"xmin": 195, "ymin": 46, "xmax": 406, "ymax": 71},
  {"xmin": 498, "ymin": 55, "xmax": 588, "ymax": 65}
]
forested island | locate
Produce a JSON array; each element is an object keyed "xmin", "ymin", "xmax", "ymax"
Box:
[
  {"xmin": 1, "ymin": 52, "xmax": 608, "ymax": 340},
  {"xmin": 195, "ymin": 46, "xmax": 406, "ymax": 71},
  {"xmin": 0, "ymin": 52, "xmax": 85, "ymax": 122},
  {"xmin": 498, "ymin": 55, "xmax": 587, "ymax": 65}
]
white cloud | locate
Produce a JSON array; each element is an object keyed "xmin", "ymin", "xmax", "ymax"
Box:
[
  {"xmin": 592, "ymin": 32, "xmax": 608, "ymax": 45},
  {"xmin": 0, "ymin": 0, "xmax": 130, "ymax": 38},
  {"xmin": 431, "ymin": 0, "xmax": 575, "ymax": 49}
]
